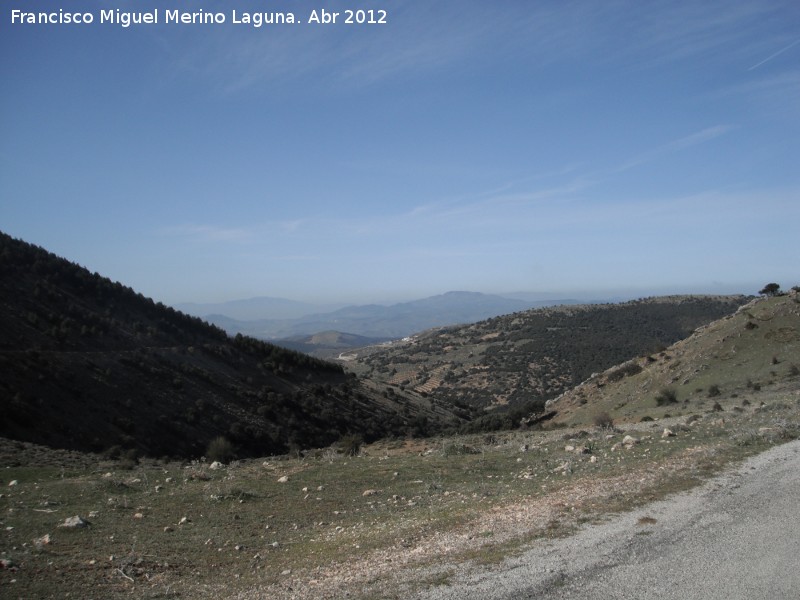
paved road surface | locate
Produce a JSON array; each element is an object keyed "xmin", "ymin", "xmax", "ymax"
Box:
[{"xmin": 417, "ymin": 439, "xmax": 800, "ymax": 600}]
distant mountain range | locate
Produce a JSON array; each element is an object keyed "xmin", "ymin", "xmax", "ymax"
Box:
[
  {"xmin": 177, "ymin": 291, "xmax": 580, "ymax": 342},
  {"xmin": 174, "ymin": 297, "xmax": 345, "ymax": 321}
]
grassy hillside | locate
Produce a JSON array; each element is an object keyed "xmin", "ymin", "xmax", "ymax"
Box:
[
  {"xmin": 349, "ymin": 295, "xmax": 751, "ymax": 430},
  {"xmin": 2, "ymin": 372, "xmax": 798, "ymax": 599},
  {"xmin": 547, "ymin": 291, "xmax": 800, "ymax": 425},
  {"xmin": 0, "ymin": 232, "xmax": 453, "ymax": 459}
]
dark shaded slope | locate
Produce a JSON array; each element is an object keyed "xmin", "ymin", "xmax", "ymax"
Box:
[{"xmin": 0, "ymin": 232, "xmax": 451, "ymax": 458}]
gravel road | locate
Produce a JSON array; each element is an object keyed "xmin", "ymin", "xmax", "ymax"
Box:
[{"xmin": 417, "ymin": 439, "xmax": 800, "ymax": 600}]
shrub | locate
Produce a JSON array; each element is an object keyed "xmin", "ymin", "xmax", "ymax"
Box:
[
  {"xmin": 337, "ymin": 434, "xmax": 364, "ymax": 457},
  {"xmin": 117, "ymin": 448, "xmax": 139, "ymax": 470},
  {"xmin": 593, "ymin": 411, "xmax": 614, "ymax": 429},
  {"xmin": 707, "ymin": 384, "xmax": 721, "ymax": 398},
  {"xmin": 655, "ymin": 388, "xmax": 678, "ymax": 406},
  {"xmin": 206, "ymin": 436, "xmax": 236, "ymax": 464},
  {"xmin": 442, "ymin": 442, "xmax": 481, "ymax": 456},
  {"xmin": 606, "ymin": 362, "xmax": 643, "ymax": 382}
]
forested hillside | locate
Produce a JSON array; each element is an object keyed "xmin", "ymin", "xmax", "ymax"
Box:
[
  {"xmin": 0, "ymin": 232, "xmax": 451, "ymax": 458},
  {"xmin": 350, "ymin": 295, "xmax": 750, "ymax": 430}
]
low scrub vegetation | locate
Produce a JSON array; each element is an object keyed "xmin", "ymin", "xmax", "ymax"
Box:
[
  {"xmin": 2, "ymin": 382, "xmax": 797, "ymax": 600},
  {"xmin": 655, "ymin": 388, "xmax": 678, "ymax": 406},
  {"xmin": 206, "ymin": 436, "xmax": 236, "ymax": 463}
]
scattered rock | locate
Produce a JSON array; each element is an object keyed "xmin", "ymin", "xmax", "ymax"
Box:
[
  {"xmin": 179, "ymin": 516, "xmax": 190, "ymax": 525},
  {"xmin": 133, "ymin": 512, "xmax": 145, "ymax": 520},
  {"xmin": 575, "ymin": 446, "xmax": 591, "ymax": 455},
  {"xmin": 209, "ymin": 461, "xmax": 224, "ymax": 470},
  {"xmin": 277, "ymin": 476, "xmax": 289, "ymax": 483},
  {"xmin": 59, "ymin": 515, "xmax": 90, "ymax": 529},
  {"xmin": 662, "ymin": 428, "xmax": 676, "ymax": 438},
  {"xmin": 590, "ymin": 456, "xmax": 598, "ymax": 463},
  {"xmin": 33, "ymin": 534, "xmax": 51, "ymax": 550},
  {"xmin": 564, "ymin": 445, "xmax": 575, "ymax": 452},
  {"xmin": 362, "ymin": 489, "xmax": 379, "ymax": 497},
  {"xmin": 520, "ymin": 444, "xmax": 529, "ymax": 452},
  {"xmin": 163, "ymin": 526, "xmax": 174, "ymax": 533},
  {"xmin": 8, "ymin": 480, "xmax": 18, "ymax": 487},
  {"xmin": 622, "ymin": 435, "xmax": 639, "ymax": 447}
]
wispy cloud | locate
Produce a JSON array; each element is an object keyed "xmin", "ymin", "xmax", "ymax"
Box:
[
  {"xmin": 748, "ymin": 38, "xmax": 800, "ymax": 71},
  {"xmin": 153, "ymin": 1, "xmax": 795, "ymax": 97},
  {"xmin": 615, "ymin": 125, "xmax": 734, "ymax": 172},
  {"xmin": 160, "ymin": 224, "xmax": 253, "ymax": 243},
  {"xmin": 616, "ymin": 2, "xmax": 780, "ymax": 69}
]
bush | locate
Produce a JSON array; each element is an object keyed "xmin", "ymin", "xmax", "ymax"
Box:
[
  {"xmin": 606, "ymin": 362, "xmax": 643, "ymax": 382},
  {"xmin": 707, "ymin": 384, "xmax": 721, "ymax": 398},
  {"xmin": 337, "ymin": 434, "xmax": 363, "ymax": 457},
  {"xmin": 206, "ymin": 436, "xmax": 236, "ymax": 464},
  {"xmin": 593, "ymin": 411, "xmax": 614, "ymax": 429},
  {"xmin": 655, "ymin": 388, "xmax": 678, "ymax": 406}
]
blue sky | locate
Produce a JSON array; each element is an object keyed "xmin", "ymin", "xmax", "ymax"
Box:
[{"xmin": 2, "ymin": 0, "xmax": 799, "ymax": 305}]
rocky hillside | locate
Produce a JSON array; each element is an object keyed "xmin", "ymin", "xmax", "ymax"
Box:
[
  {"xmin": 546, "ymin": 290, "xmax": 800, "ymax": 426},
  {"xmin": 348, "ymin": 296, "xmax": 751, "ymax": 430},
  {"xmin": 0, "ymin": 232, "xmax": 454, "ymax": 459}
]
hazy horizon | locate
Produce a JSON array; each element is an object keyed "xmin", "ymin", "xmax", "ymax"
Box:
[
  {"xmin": 3, "ymin": 1, "xmax": 798, "ymax": 307},
  {"xmin": 172, "ymin": 282, "xmax": 764, "ymax": 312}
]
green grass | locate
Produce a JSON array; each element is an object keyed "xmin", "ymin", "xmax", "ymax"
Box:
[{"xmin": 1, "ymin": 386, "xmax": 799, "ymax": 599}]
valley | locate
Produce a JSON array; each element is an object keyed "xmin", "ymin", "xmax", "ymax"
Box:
[{"xmin": 1, "ymin": 231, "xmax": 798, "ymax": 599}]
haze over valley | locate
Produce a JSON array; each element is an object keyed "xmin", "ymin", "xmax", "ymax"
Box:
[{"xmin": 3, "ymin": 1, "xmax": 799, "ymax": 597}]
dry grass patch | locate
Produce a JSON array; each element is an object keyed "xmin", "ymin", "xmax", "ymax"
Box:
[{"xmin": 1, "ymin": 386, "xmax": 798, "ymax": 600}]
